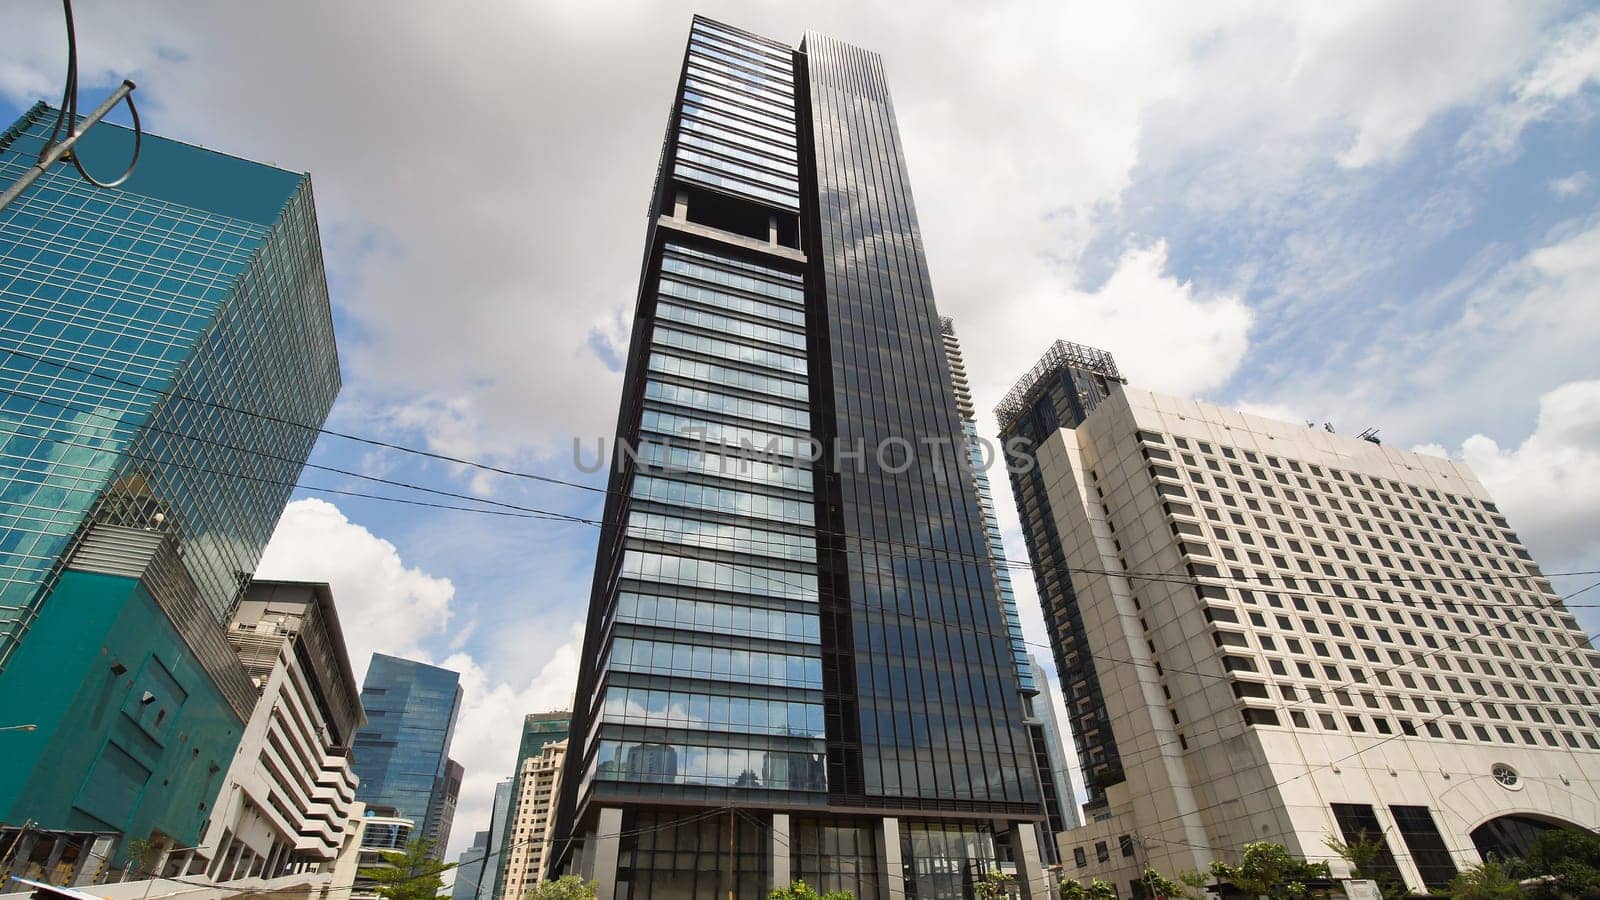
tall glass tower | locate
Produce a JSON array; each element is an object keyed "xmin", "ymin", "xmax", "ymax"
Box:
[
  {"xmin": 352, "ymin": 653, "xmax": 464, "ymax": 860},
  {"xmin": 995, "ymin": 341, "xmax": 1125, "ymax": 817},
  {"xmin": 553, "ymin": 17, "xmax": 1049, "ymax": 899},
  {"xmin": 0, "ymin": 102, "xmax": 340, "ymax": 868}
]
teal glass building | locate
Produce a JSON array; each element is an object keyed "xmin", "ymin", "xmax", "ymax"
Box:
[{"xmin": 0, "ymin": 102, "xmax": 340, "ymax": 877}]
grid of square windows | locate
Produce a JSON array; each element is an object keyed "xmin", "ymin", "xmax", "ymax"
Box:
[{"xmin": 1128, "ymin": 429, "xmax": 1600, "ymax": 751}]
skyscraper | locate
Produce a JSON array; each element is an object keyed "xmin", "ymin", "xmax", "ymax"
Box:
[
  {"xmin": 940, "ymin": 318, "xmax": 1071, "ymax": 850},
  {"xmin": 451, "ymin": 831, "xmax": 490, "ymax": 900},
  {"xmin": 0, "ymin": 102, "xmax": 340, "ymax": 875},
  {"xmin": 1000, "ymin": 359, "xmax": 1600, "ymax": 893},
  {"xmin": 352, "ymin": 654, "xmax": 464, "ymax": 859},
  {"xmin": 552, "ymin": 16, "xmax": 1048, "ymax": 898},
  {"xmin": 490, "ymin": 711, "xmax": 569, "ymax": 900},
  {"xmin": 498, "ymin": 738, "xmax": 568, "ymax": 900},
  {"xmin": 994, "ymin": 340, "xmax": 1125, "ymax": 817}
]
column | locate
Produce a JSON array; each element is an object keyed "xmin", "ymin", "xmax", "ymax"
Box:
[
  {"xmin": 591, "ymin": 807, "xmax": 623, "ymax": 900},
  {"xmin": 1013, "ymin": 821, "xmax": 1051, "ymax": 900},
  {"xmin": 770, "ymin": 813, "xmax": 791, "ymax": 891},
  {"xmin": 879, "ymin": 817, "xmax": 906, "ymax": 900}
]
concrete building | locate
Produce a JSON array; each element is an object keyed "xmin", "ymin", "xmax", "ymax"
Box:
[
  {"xmin": 999, "ymin": 356, "xmax": 1600, "ymax": 895},
  {"xmin": 552, "ymin": 16, "xmax": 1050, "ymax": 898},
  {"xmin": 186, "ymin": 581, "xmax": 363, "ymax": 882},
  {"xmin": 351, "ymin": 654, "xmax": 464, "ymax": 860},
  {"xmin": 490, "ymin": 712, "xmax": 568, "ymax": 900},
  {"xmin": 0, "ymin": 101, "xmax": 340, "ymax": 881},
  {"xmin": 336, "ymin": 806, "xmax": 416, "ymax": 900},
  {"xmin": 500, "ymin": 739, "xmax": 568, "ymax": 898}
]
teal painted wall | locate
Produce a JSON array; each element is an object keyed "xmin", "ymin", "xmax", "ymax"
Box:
[{"xmin": 0, "ymin": 570, "xmax": 242, "ymax": 859}]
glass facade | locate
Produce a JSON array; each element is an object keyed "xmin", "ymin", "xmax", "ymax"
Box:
[
  {"xmin": 802, "ymin": 30, "xmax": 1039, "ymax": 810},
  {"xmin": 995, "ymin": 341, "xmax": 1124, "ymax": 809},
  {"xmin": 352, "ymin": 654, "xmax": 464, "ymax": 857},
  {"xmin": 0, "ymin": 102, "xmax": 340, "ymax": 668},
  {"xmin": 555, "ymin": 15, "xmax": 1049, "ymax": 895}
]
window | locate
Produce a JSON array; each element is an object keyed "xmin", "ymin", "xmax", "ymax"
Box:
[
  {"xmin": 1074, "ymin": 847, "xmax": 1087, "ymax": 868},
  {"xmin": 1390, "ymin": 806, "xmax": 1458, "ymax": 891},
  {"xmin": 1096, "ymin": 841, "xmax": 1110, "ymax": 863}
]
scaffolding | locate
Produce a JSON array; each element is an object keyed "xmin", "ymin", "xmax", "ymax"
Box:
[{"xmin": 994, "ymin": 340, "xmax": 1123, "ymax": 433}]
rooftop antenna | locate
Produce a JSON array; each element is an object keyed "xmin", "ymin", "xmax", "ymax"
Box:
[
  {"xmin": 0, "ymin": 0, "xmax": 142, "ymax": 214},
  {"xmin": 1357, "ymin": 427, "xmax": 1381, "ymax": 445}
]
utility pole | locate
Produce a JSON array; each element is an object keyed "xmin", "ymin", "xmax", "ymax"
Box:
[
  {"xmin": 726, "ymin": 806, "xmax": 735, "ymax": 900},
  {"xmin": 0, "ymin": 80, "xmax": 136, "ymax": 215},
  {"xmin": 0, "ymin": 0, "xmax": 142, "ymax": 215}
]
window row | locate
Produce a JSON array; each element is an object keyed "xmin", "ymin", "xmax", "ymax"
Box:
[
  {"xmin": 653, "ymin": 325, "xmax": 807, "ymax": 376},
  {"xmin": 630, "ymin": 475, "xmax": 813, "ymax": 526},
  {"xmin": 625, "ymin": 510, "xmax": 816, "ymax": 562},
  {"xmin": 662, "ymin": 245, "xmax": 803, "ymax": 299},
  {"xmin": 600, "ymin": 685, "xmax": 825, "ymax": 737},
  {"xmin": 639, "ymin": 440, "xmax": 812, "ymax": 492},
  {"xmin": 620, "ymin": 549, "xmax": 816, "ymax": 601},
  {"xmin": 616, "ymin": 590, "xmax": 820, "ymax": 643},
  {"xmin": 644, "ymin": 377, "xmax": 809, "ymax": 430},
  {"xmin": 659, "ymin": 273, "xmax": 803, "ymax": 326},
  {"xmin": 607, "ymin": 637, "xmax": 823, "ymax": 689},
  {"xmin": 593, "ymin": 738, "xmax": 825, "ymax": 791},
  {"xmin": 640, "ymin": 407, "xmax": 803, "ymax": 459},
  {"xmin": 648, "ymin": 351, "xmax": 808, "ymax": 403},
  {"xmin": 673, "ymin": 161, "xmax": 800, "ymax": 210}
]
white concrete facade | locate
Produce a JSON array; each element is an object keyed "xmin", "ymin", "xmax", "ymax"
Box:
[
  {"xmin": 192, "ymin": 614, "xmax": 360, "ymax": 881},
  {"xmin": 1035, "ymin": 387, "xmax": 1600, "ymax": 895},
  {"xmin": 499, "ymin": 738, "xmax": 567, "ymax": 899}
]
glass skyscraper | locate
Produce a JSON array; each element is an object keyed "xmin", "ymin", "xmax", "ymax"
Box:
[
  {"xmin": 0, "ymin": 102, "xmax": 340, "ymax": 869},
  {"xmin": 995, "ymin": 341, "xmax": 1124, "ymax": 816},
  {"xmin": 352, "ymin": 653, "xmax": 465, "ymax": 859},
  {"xmin": 553, "ymin": 17, "xmax": 1049, "ymax": 899}
]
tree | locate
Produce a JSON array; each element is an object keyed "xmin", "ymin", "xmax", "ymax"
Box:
[
  {"xmin": 358, "ymin": 837, "xmax": 456, "ymax": 900},
  {"xmin": 974, "ymin": 870, "xmax": 1009, "ymax": 900},
  {"xmin": 1060, "ymin": 877, "xmax": 1118, "ymax": 900},
  {"xmin": 1513, "ymin": 828, "xmax": 1600, "ymax": 900},
  {"xmin": 1139, "ymin": 866, "xmax": 1208, "ymax": 900},
  {"xmin": 1326, "ymin": 834, "xmax": 1407, "ymax": 900},
  {"xmin": 1208, "ymin": 841, "xmax": 1333, "ymax": 900},
  {"xmin": 526, "ymin": 876, "xmax": 598, "ymax": 900},
  {"xmin": 1445, "ymin": 859, "xmax": 1523, "ymax": 900},
  {"xmin": 768, "ymin": 880, "xmax": 854, "ymax": 900}
]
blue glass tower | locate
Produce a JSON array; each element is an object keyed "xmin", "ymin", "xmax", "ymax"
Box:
[
  {"xmin": 0, "ymin": 102, "xmax": 340, "ymax": 872},
  {"xmin": 352, "ymin": 653, "xmax": 464, "ymax": 859},
  {"xmin": 553, "ymin": 17, "xmax": 1050, "ymax": 899}
]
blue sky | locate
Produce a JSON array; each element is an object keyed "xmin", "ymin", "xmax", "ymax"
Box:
[{"xmin": 3, "ymin": 0, "xmax": 1598, "ymax": 859}]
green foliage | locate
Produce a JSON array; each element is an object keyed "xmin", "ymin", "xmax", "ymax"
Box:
[
  {"xmin": 526, "ymin": 876, "xmax": 598, "ymax": 900},
  {"xmin": 1139, "ymin": 866, "xmax": 1208, "ymax": 900},
  {"xmin": 1445, "ymin": 859, "xmax": 1524, "ymax": 900},
  {"xmin": 1325, "ymin": 834, "xmax": 1407, "ymax": 900},
  {"xmin": 1060, "ymin": 877, "xmax": 1119, "ymax": 900},
  {"xmin": 1208, "ymin": 841, "xmax": 1333, "ymax": 900},
  {"xmin": 974, "ymin": 870, "xmax": 1009, "ymax": 900},
  {"xmin": 767, "ymin": 880, "xmax": 855, "ymax": 900},
  {"xmin": 1512, "ymin": 828, "xmax": 1600, "ymax": 900},
  {"xmin": 358, "ymin": 837, "xmax": 456, "ymax": 900}
]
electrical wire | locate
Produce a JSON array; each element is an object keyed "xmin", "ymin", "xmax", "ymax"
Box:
[{"xmin": 41, "ymin": 0, "xmax": 141, "ymax": 188}]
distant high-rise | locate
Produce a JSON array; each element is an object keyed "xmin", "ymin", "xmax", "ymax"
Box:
[
  {"xmin": 0, "ymin": 102, "xmax": 340, "ymax": 876},
  {"xmin": 552, "ymin": 16, "xmax": 1049, "ymax": 899},
  {"xmin": 940, "ymin": 318, "xmax": 1070, "ymax": 851},
  {"xmin": 995, "ymin": 340, "xmax": 1125, "ymax": 817},
  {"xmin": 489, "ymin": 711, "xmax": 568, "ymax": 899},
  {"xmin": 1001, "ymin": 364, "xmax": 1600, "ymax": 893},
  {"xmin": 352, "ymin": 654, "xmax": 464, "ymax": 859},
  {"xmin": 498, "ymin": 738, "xmax": 568, "ymax": 899},
  {"xmin": 451, "ymin": 831, "xmax": 490, "ymax": 900},
  {"xmin": 1028, "ymin": 655, "xmax": 1081, "ymax": 831}
]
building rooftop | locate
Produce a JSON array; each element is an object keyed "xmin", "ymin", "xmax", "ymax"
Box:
[{"xmin": 995, "ymin": 339, "xmax": 1123, "ymax": 432}]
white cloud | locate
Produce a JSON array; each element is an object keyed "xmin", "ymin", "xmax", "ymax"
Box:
[
  {"xmin": 1549, "ymin": 170, "xmax": 1593, "ymax": 197},
  {"xmin": 256, "ymin": 499, "xmax": 584, "ymax": 859},
  {"xmin": 1465, "ymin": 8, "xmax": 1600, "ymax": 156},
  {"xmin": 1446, "ymin": 380, "xmax": 1600, "ymax": 568},
  {"xmin": 257, "ymin": 499, "xmax": 454, "ymax": 681}
]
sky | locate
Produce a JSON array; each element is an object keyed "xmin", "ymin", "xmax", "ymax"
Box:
[{"xmin": 3, "ymin": 0, "xmax": 1599, "ymax": 864}]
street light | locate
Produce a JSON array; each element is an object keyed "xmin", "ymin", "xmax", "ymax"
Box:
[{"xmin": 0, "ymin": 724, "xmax": 37, "ymax": 732}]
